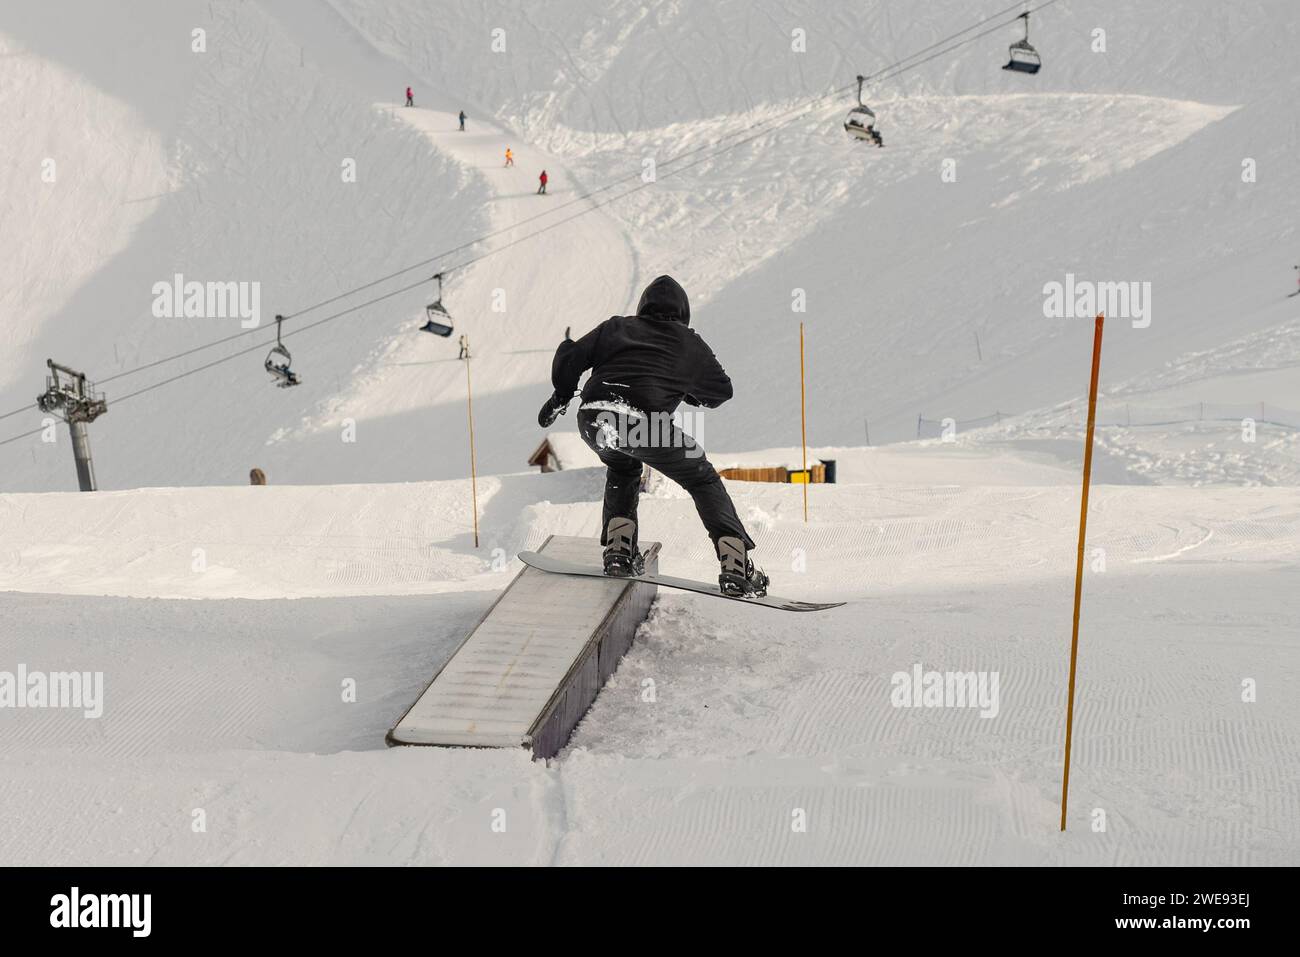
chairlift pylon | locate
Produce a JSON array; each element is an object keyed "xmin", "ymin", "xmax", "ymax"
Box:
[
  {"xmin": 420, "ymin": 272, "xmax": 455, "ymax": 337},
  {"xmin": 265, "ymin": 314, "xmax": 300, "ymax": 387},
  {"xmin": 1003, "ymin": 12, "xmax": 1042, "ymax": 74},
  {"xmin": 844, "ymin": 75, "xmax": 883, "ymax": 147}
]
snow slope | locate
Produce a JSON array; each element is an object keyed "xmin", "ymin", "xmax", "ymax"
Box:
[
  {"xmin": 324, "ymin": 0, "xmax": 1300, "ymax": 455},
  {"xmin": 1, "ymin": 0, "xmax": 1298, "ymax": 866},
  {"xmin": 1, "ymin": 0, "xmax": 488, "ymax": 489},
  {"xmin": 2, "ymin": 0, "xmax": 1297, "ymax": 488},
  {"xmin": 0, "ymin": 38, "xmax": 170, "ymax": 382},
  {"xmin": 1, "ymin": 476, "xmax": 1297, "ymax": 864}
]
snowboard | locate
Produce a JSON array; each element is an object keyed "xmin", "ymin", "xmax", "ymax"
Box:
[{"xmin": 518, "ymin": 550, "xmax": 846, "ymax": 613}]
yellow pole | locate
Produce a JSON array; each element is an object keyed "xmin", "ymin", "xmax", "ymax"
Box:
[
  {"xmin": 799, "ymin": 322, "xmax": 808, "ymax": 523},
  {"xmin": 1060, "ymin": 314, "xmax": 1104, "ymax": 830},
  {"xmin": 465, "ymin": 338, "xmax": 480, "ymax": 548}
]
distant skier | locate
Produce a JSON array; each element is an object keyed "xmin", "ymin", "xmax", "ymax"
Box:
[
  {"xmin": 537, "ymin": 169, "xmax": 548, "ymax": 194},
  {"xmin": 405, "ymin": 86, "xmax": 413, "ymax": 107},
  {"xmin": 504, "ymin": 148, "xmax": 514, "ymax": 167},
  {"xmin": 537, "ymin": 275, "xmax": 768, "ymax": 596},
  {"xmin": 458, "ymin": 334, "xmax": 470, "ymax": 360},
  {"xmin": 458, "ymin": 110, "xmax": 466, "ymax": 131}
]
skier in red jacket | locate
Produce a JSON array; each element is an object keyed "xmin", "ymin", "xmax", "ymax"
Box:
[
  {"xmin": 537, "ymin": 170, "xmax": 548, "ymax": 195},
  {"xmin": 405, "ymin": 86, "xmax": 413, "ymax": 107}
]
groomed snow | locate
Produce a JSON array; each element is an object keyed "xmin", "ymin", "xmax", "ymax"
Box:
[
  {"xmin": 1, "ymin": 0, "xmax": 1297, "ymax": 865},
  {"xmin": 1, "ymin": 475, "xmax": 1297, "ymax": 864}
]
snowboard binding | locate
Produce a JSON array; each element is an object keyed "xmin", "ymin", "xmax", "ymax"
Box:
[
  {"xmin": 602, "ymin": 517, "xmax": 645, "ymax": 577},
  {"xmin": 717, "ymin": 536, "xmax": 769, "ymax": 598}
]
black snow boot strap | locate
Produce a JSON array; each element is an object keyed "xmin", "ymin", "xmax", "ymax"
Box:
[
  {"xmin": 603, "ymin": 518, "xmax": 643, "ymax": 577},
  {"xmin": 717, "ymin": 536, "xmax": 767, "ymax": 597},
  {"xmin": 604, "ymin": 517, "xmax": 637, "ymax": 555},
  {"xmin": 717, "ymin": 536, "xmax": 747, "ymax": 576}
]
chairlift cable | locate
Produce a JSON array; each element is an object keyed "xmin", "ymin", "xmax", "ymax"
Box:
[
  {"xmin": 111, "ymin": 274, "xmax": 432, "ymax": 406},
  {"xmin": 0, "ymin": 0, "xmax": 1064, "ymax": 444},
  {"xmin": 0, "ymin": 425, "xmax": 45, "ymax": 448},
  {"xmin": 43, "ymin": 0, "xmax": 1060, "ymax": 392}
]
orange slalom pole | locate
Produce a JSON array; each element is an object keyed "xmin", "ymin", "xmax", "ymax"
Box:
[
  {"xmin": 799, "ymin": 322, "xmax": 809, "ymax": 522},
  {"xmin": 465, "ymin": 339, "xmax": 480, "ymax": 548},
  {"xmin": 1060, "ymin": 313, "xmax": 1104, "ymax": 831}
]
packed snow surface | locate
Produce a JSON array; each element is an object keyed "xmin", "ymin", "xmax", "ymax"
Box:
[
  {"xmin": 1, "ymin": 475, "xmax": 1297, "ymax": 864},
  {"xmin": 1, "ymin": 0, "xmax": 1297, "ymax": 864}
]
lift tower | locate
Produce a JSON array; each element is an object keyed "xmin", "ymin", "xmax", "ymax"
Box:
[{"xmin": 36, "ymin": 360, "xmax": 108, "ymax": 491}]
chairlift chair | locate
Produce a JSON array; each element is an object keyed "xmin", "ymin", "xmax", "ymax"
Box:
[
  {"xmin": 1003, "ymin": 12, "xmax": 1041, "ymax": 74},
  {"xmin": 420, "ymin": 272, "xmax": 455, "ymax": 337},
  {"xmin": 265, "ymin": 314, "xmax": 300, "ymax": 387},
  {"xmin": 844, "ymin": 75, "xmax": 883, "ymax": 146}
]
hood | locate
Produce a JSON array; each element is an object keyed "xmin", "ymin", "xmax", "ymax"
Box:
[{"xmin": 635, "ymin": 275, "xmax": 690, "ymax": 326}]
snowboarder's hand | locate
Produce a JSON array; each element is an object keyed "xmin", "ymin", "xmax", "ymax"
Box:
[{"xmin": 538, "ymin": 392, "xmax": 568, "ymax": 428}]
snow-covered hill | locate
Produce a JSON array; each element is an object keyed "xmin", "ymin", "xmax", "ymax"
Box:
[
  {"xmin": 2, "ymin": 475, "xmax": 1297, "ymax": 864},
  {"xmin": 2, "ymin": 0, "xmax": 1297, "ymax": 488},
  {"xmin": 1, "ymin": 1, "xmax": 1297, "ymax": 866}
]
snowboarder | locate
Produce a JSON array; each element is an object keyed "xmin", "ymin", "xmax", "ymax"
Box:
[
  {"xmin": 405, "ymin": 86, "xmax": 413, "ymax": 107},
  {"xmin": 536, "ymin": 275, "xmax": 768, "ymax": 597},
  {"xmin": 504, "ymin": 148, "xmax": 514, "ymax": 167},
  {"xmin": 458, "ymin": 110, "xmax": 466, "ymax": 131},
  {"xmin": 537, "ymin": 169, "xmax": 548, "ymax": 194}
]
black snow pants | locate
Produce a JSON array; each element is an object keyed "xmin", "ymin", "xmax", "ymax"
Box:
[{"xmin": 577, "ymin": 407, "xmax": 754, "ymax": 554}]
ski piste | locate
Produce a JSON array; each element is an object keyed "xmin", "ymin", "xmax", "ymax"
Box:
[{"xmin": 518, "ymin": 550, "xmax": 846, "ymax": 612}]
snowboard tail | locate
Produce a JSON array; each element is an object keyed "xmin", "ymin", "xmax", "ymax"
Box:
[{"xmin": 518, "ymin": 551, "xmax": 845, "ymax": 613}]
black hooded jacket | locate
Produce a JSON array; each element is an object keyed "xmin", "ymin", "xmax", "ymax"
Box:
[{"xmin": 550, "ymin": 275, "xmax": 733, "ymax": 414}]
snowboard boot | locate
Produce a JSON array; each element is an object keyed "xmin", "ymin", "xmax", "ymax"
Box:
[
  {"xmin": 717, "ymin": 536, "xmax": 769, "ymax": 597},
  {"xmin": 602, "ymin": 517, "xmax": 645, "ymax": 577}
]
